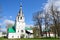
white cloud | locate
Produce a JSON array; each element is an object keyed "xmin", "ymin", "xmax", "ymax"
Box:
[
  {"xmin": 0, "ymin": 23, "xmax": 2, "ymax": 26},
  {"xmin": 42, "ymin": 25, "xmax": 45, "ymax": 31},
  {"xmin": 1, "ymin": 28, "xmax": 7, "ymax": 32},
  {"xmin": 54, "ymin": 1, "xmax": 60, "ymax": 11},
  {"xmin": 0, "ymin": 15, "xmax": 14, "ymax": 31},
  {"xmin": 44, "ymin": 0, "xmax": 60, "ymax": 12},
  {"xmin": 4, "ymin": 19, "xmax": 15, "ymax": 25},
  {"xmin": 10, "ymin": 16, "xmax": 12, "ymax": 19},
  {"xmin": 0, "ymin": 19, "xmax": 15, "ymax": 32}
]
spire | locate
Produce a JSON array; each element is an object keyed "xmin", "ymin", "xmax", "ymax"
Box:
[{"xmin": 18, "ymin": 0, "xmax": 23, "ymax": 16}]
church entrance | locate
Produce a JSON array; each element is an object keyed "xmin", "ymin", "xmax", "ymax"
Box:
[{"xmin": 21, "ymin": 34, "xmax": 25, "ymax": 38}]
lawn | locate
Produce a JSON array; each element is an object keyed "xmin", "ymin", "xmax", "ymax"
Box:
[{"xmin": 0, "ymin": 37, "xmax": 60, "ymax": 40}]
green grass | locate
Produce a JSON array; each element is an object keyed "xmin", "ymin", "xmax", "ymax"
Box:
[
  {"xmin": 19, "ymin": 38, "xmax": 60, "ymax": 40},
  {"xmin": 0, "ymin": 37, "xmax": 60, "ymax": 40}
]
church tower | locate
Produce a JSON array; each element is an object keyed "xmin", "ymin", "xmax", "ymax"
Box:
[{"xmin": 16, "ymin": 4, "xmax": 26, "ymax": 38}]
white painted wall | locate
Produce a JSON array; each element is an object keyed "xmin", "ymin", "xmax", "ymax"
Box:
[
  {"xmin": 43, "ymin": 34, "xmax": 57, "ymax": 37},
  {"xmin": 25, "ymin": 33, "xmax": 33, "ymax": 38},
  {"xmin": 8, "ymin": 33, "xmax": 21, "ymax": 38},
  {"xmin": 0, "ymin": 32, "xmax": 2, "ymax": 37}
]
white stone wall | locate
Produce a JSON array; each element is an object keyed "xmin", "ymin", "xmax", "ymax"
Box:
[
  {"xmin": 0, "ymin": 32, "xmax": 2, "ymax": 37},
  {"xmin": 27, "ymin": 30, "xmax": 33, "ymax": 33},
  {"xmin": 43, "ymin": 34, "xmax": 57, "ymax": 37},
  {"xmin": 16, "ymin": 21, "xmax": 26, "ymax": 38},
  {"xmin": 25, "ymin": 30, "xmax": 34, "ymax": 38},
  {"xmin": 8, "ymin": 33, "xmax": 21, "ymax": 38},
  {"xmin": 25, "ymin": 33, "xmax": 33, "ymax": 38}
]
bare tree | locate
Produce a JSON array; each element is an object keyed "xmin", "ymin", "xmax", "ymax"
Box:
[
  {"xmin": 33, "ymin": 11, "xmax": 43, "ymax": 37},
  {"xmin": 33, "ymin": 27, "xmax": 40, "ymax": 38}
]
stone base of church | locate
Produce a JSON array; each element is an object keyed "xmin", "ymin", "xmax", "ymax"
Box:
[{"xmin": 8, "ymin": 33, "xmax": 33, "ymax": 39}]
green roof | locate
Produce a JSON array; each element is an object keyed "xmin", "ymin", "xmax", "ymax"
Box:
[
  {"xmin": 8, "ymin": 27, "xmax": 16, "ymax": 33},
  {"xmin": 8, "ymin": 24, "xmax": 16, "ymax": 33},
  {"xmin": 25, "ymin": 27, "xmax": 32, "ymax": 30},
  {"xmin": 8, "ymin": 24, "xmax": 32, "ymax": 33}
]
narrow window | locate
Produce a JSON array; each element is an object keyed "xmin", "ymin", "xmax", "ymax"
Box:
[
  {"xmin": 20, "ymin": 17, "xmax": 22, "ymax": 19},
  {"xmin": 12, "ymin": 36, "xmax": 14, "ymax": 38},
  {"xmin": 18, "ymin": 17, "xmax": 19, "ymax": 19},
  {"xmin": 18, "ymin": 17, "xmax": 19, "ymax": 21},
  {"xmin": 18, "ymin": 30, "xmax": 19, "ymax": 32},
  {"xmin": 18, "ymin": 36, "xmax": 19, "ymax": 38},
  {"xmin": 21, "ymin": 30, "xmax": 23, "ymax": 32}
]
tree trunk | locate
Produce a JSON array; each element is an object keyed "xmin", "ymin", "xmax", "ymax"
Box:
[{"xmin": 49, "ymin": 32, "xmax": 50, "ymax": 37}]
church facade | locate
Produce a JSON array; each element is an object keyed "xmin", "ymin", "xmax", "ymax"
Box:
[{"xmin": 7, "ymin": 5, "xmax": 33, "ymax": 39}]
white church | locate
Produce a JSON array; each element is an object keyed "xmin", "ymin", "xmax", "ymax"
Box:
[{"xmin": 7, "ymin": 4, "xmax": 33, "ymax": 39}]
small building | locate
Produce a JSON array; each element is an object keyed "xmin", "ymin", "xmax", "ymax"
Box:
[
  {"xmin": 25, "ymin": 27, "xmax": 33, "ymax": 38},
  {"xmin": 0, "ymin": 32, "xmax": 2, "ymax": 37},
  {"xmin": 43, "ymin": 32, "xmax": 57, "ymax": 37}
]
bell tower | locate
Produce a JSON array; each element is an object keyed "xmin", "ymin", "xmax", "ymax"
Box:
[
  {"xmin": 16, "ymin": 4, "xmax": 25, "ymax": 22},
  {"xmin": 15, "ymin": 2, "xmax": 26, "ymax": 38}
]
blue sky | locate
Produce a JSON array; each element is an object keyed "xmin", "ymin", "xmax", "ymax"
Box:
[{"xmin": 0, "ymin": 0, "xmax": 47, "ymax": 31}]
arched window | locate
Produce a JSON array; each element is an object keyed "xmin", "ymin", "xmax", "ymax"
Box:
[
  {"xmin": 20, "ymin": 17, "xmax": 22, "ymax": 19},
  {"xmin": 12, "ymin": 36, "xmax": 14, "ymax": 38},
  {"xmin": 18, "ymin": 30, "xmax": 19, "ymax": 32},
  {"xmin": 21, "ymin": 30, "xmax": 23, "ymax": 32},
  {"xmin": 18, "ymin": 36, "xmax": 19, "ymax": 38}
]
